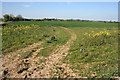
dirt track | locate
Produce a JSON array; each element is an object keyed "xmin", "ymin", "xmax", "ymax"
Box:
[
  {"xmin": 2, "ymin": 26, "xmax": 77, "ymax": 78},
  {"xmin": 28, "ymin": 26, "xmax": 77, "ymax": 78}
]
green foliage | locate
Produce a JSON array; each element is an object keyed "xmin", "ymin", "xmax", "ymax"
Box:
[
  {"xmin": 2, "ymin": 21, "xmax": 118, "ymax": 77},
  {"xmin": 62, "ymin": 53, "xmax": 65, "ymax": 55},
  {"xmin": 3, "ymin": 14, "xmax": 10, "ymax": 22},
  {"xmin": 63, "ymin": 27, "xmax": 118, "ymax": 78},
  {"xmin": 37, "ymin": 27, "xmax": 71, "ymax": 57},
  {"xmin": 3, "ymin": 14, "xmax": 24, "ymax": 22},
  {"xmin": 51, "ymin": 36, "xmax": 56, "ymax": 41},
  {"xmin": 7, "ymin": 21, "xmax": 118, "ymax": 28},
  {"xmin": 2, "ymin": 24, "xmax": 55, "ymax": 53},
  {"xmin": 46, "ymin": 40, "xmax": 52, "ymax": 43}
]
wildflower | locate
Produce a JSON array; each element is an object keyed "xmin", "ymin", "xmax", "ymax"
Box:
[
  {"xmin": 84, "ymin": 32, "xmax": 88, "ymax": 35},
  {"xmin": 106, "ymin": 32, "xmax": 110, "ymax": 35},
  {"xmin": 89, "ymin": 34, "xmax": 91, "ymax": 37}
]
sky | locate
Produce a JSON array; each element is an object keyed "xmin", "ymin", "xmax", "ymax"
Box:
[{"xmin": 2, "ymin": 2, "xmax": 118, "ymax": 21}]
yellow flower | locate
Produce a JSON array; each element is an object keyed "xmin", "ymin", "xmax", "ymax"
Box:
[
  {"xmin": 89, "ymin": 34, "xmax": 91, "ymax": 36},
  {"xmin": 84, "ymin": 32, "xmax": 88, "ymax": 35},
  {"xmin": 106, "ymin": 32, "xmax": 110, "ymax": 35}
]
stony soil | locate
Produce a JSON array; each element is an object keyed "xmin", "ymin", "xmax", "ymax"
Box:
[{"xmin": 1, "ymin": 26, "xmax": 80, "ymax": 79}]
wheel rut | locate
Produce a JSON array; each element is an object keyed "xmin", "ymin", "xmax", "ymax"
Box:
[
  {"xmin": 29, "ymin": 26, "xmax": 77, "ymax": 78},
  {"xmin": 2, "ymin": 38, "xmax": 49, "ymax": 78},
  {"xmin": 2, "ymin": 26, "xmax": 78, "ymax": 78}
]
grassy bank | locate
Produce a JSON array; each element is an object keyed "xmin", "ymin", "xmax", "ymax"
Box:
[
  {"xmin": 2, "ymin": 21, "xmax": 118, "ymax": 77},
  {"xmin": 63, "ymin": 27, "xmax": 118, "ymax": 78}
]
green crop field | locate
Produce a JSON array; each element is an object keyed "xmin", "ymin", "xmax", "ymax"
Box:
[
  {"xmin": 2, "ymin": 21, "xmax": 119, "ymax": 78},
  {"xmin": 7, "ymin": 21, "xmax": 118, "ymax": 28}
]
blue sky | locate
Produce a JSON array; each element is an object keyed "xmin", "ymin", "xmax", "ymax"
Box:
[{"xmin": 2, "ymin": 2, "xmax": 118, "ymax": 21}]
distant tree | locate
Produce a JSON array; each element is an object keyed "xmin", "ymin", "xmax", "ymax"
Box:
[
  {"xmin": 3, "ymin": 14, "xmax": 15, "ymax": 22},
  {"xmin": 3, "ymin": 14, "xmax": 10, "ymax": 22},
  {"xmin": 104, "ymin": 21, "xmax": 106, "ymax": 23},
  {"xmin": 9, "ymin": 14, "xmax": 15, "ymax": 21},
  {"xmin": 15, "ymin": 15, "xmax": 23, "ymax": 21},
  {"xmin": 12, "ymin": 17, "xmax": 16, "ymax": 21},
  {"xmin": 76, "ymin": 19, "xmax": 80, "ymax": 21},
  {"xmin": 9, "ymin": 16, "xmax": 13, "ymax": 21},
  {"xmin": 43, "ymin": 18, "xmax": 48, "ymax": 21}
]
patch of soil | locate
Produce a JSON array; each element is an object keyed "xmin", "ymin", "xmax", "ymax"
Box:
[{"xmin": 2, "ymin": 26, "xmax": 79, "ymax": 78}]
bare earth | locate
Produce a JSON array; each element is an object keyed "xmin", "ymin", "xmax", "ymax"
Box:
[{"xmin": 2, "ymin": 26, "xmax": 80, "ymax": 78}]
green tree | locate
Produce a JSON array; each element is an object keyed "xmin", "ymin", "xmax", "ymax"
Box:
[
  {"xmin": 3, "ymin": 14, "xmax": 10, "ymax": 22},
  {"xmin": 16, "ymin": 15, "xmax": 23, "ymax": 21},
  {"xmin": 3, "ymin": 14, "xmax": 14, "ymax": 22}
]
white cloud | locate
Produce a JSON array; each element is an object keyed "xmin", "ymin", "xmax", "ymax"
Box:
[{"xmin": 24, "ymin": 5, "xmax": 30, "ymax": 8}]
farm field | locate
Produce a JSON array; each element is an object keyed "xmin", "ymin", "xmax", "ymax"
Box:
[{"xmin": 2, "ymin": 21, "xmax": 118, "ymax": 78}]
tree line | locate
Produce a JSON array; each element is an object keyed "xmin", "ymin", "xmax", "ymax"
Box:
[
  {"xmin": 2, "ymin": 14, "xmax": 79, "ymax": 22},
  {"xmin": 2, "ymin": 14, "xmax": 29, "ymax": 22},
  {"xmin": 1, "ymin": 14, "xmax": 118, "ymax": 23}
]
